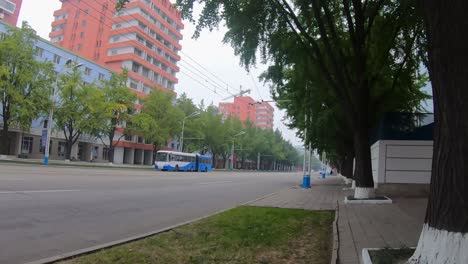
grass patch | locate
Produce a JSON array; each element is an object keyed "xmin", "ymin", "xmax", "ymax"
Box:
[
  {"xmin": 369, "ymin": 247, "xmax": 415, "ymax": 264},
  {"xmin": 60, "ymin": 206, "xmax": 334, "ymax": 264}
]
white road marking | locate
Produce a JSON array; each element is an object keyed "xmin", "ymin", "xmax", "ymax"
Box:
[
  {"xmin": 197, "ymin": 181, "xmax": 233, "ymax": 185},
  {"xmin": 0, "ymin": 189, "xmax": 80, "ymax": 194}
]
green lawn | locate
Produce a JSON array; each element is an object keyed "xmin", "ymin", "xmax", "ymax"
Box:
[{"xmin": 61, "ymin": 206, "xmax": 334, "ymax": 264}]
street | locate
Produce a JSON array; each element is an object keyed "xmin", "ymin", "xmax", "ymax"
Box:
[{"xmin": 0, "ymin": 163, "xmax": 300, "ymax": 264}]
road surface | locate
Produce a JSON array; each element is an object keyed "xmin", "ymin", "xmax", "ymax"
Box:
[{"xmin": 0, "ymin": 163, "xmax": 300, "ymax": 264}]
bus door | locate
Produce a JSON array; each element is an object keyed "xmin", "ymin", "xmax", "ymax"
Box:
[{"xmin": 195, "ymin": 155, "xmax": 199, "ymax": 172}]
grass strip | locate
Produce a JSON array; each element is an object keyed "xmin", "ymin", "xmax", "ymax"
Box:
[{"xmin": 61, "ymin": 206, "xmax": 334, "ymax": 264}]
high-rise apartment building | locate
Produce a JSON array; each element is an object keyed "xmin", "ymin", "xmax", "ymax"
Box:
[
  {"xmin": 219, "ymin": 96, "xmax": 274, "ymax": 129},
  {"xmin": 50, "ymin": 0, "xmax": 182, "ymax": 93},
  {"xmin": 49, "ymin": 0, "xmax": 183, "ymax": 164},
  {"xmin": 0, "ymin": 0, "xmax": 22, "ymax": 26}
]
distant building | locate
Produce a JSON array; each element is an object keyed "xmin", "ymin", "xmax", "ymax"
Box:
[
  {"xmin": 0, "ymin": 20, "xmax": 117, "ymax": 163},
  {"xmin": 49, "ymin": 0, "xmax": 184, "ymax": 161},
  {"xmin": 219, "ymin": 96, "xmax": 274, "ymax": 129},
  {"xmin": 0, "ymin": 0, "xmax": 22, "ymax": 26}
]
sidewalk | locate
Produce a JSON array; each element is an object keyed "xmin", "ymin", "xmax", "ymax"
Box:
[{"xmin": 249, "ymin": 174, "xmax": 427, "ymax": 264}]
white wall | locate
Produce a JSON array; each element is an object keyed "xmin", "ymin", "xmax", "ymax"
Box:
[{"xmin": 371, "ymin": 140, "xmax": 433, "ymax": 185}]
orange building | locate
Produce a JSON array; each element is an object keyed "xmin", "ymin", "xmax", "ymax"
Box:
[
  {"xmin": 219, "ymin": 96, "xmax": 274, "ymax": 129},
  {"xmin": 49, "ymin": 0, "xmax": 183, "ymax": 164},
  {"xmin": 0, "ymin": 0, "xmax": 22, "ymax": 26}
]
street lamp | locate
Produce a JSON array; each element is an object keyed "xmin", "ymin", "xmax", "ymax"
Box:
[
  {"xmin": 43, "ymin": 60, "xmax": 83, "ymax": 165},
  {"xmin": 230, "ymin": 131, "xmax": 245, "ymax": 170},
  {"xmin": 179, "ymin": 111, "xmax": 200, "ymax": 152}
]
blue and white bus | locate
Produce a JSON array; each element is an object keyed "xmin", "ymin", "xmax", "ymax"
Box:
[{"xmin": 154, "ymin": 150, "xmax": 213, "ymax": 172}]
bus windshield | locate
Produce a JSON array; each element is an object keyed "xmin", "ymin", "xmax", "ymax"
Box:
[{"xmin": 155, "ymin": 152, "xmax": 168, "ymax": 162}]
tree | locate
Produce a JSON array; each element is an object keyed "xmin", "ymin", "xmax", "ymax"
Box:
[
  {"xmin": 175, "ymin": 93, "xmax": 203, "ymax": 152},
  {"xmin": 93, "ymin": 70, "xmax": 136, "ymax": 163},
  {"xmin": 199, "ymin": 105, "xmax": 226, "ymax": 168},
  {"xmin": 0, "ymin": 22, "xmax": 54, "ymax": 155},
  {"xmin": 136, "ymin": 89, "xmax": 184, "ymax": 150},
  {"xmin": 408, "ymin": 2, "xmax": 468, "ymax": 263},
  {"xmin": 175, "ymin": 0, "xmax": 427, "ymax": 197},
  {"xmin": 54, "ymin": 64, "xmax": 100, "ymax": 160}
]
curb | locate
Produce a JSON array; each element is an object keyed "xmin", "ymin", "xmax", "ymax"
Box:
[
  {"xmin": 331, "ymin": 201, "xmax": 340, "ymax": 264},
  {"xmin": 344, "ymin": 196, "xmax": 393, "ymax": 204},
  {"xmin": 25, "ymin": 189, "xmax": 284, "ymax": 264}
]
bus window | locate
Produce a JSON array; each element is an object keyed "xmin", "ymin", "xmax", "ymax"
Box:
[{"xmin": 155, "ymin": 152, "xmax": 168, "ymax": 162}]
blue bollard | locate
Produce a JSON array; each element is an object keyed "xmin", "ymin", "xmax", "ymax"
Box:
[
  {"xmin": 302, "ymin": 175, "xmax": 311, "ymax": 188},
  {"xmin": 321, "ymin": 172, "xmax": 326, "ymax": 179}
]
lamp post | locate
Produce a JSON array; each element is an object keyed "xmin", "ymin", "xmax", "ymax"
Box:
[
  {"xmin": 179, "ymin": 111, "xmax": 200, "ymax": 152},
  {"xmin": 230, "ymin": 131, "xmax": 245, "ymax": 170},
  {"xmin": 43, "ymin": 61, "xmax": 83, "ymax": 165}
]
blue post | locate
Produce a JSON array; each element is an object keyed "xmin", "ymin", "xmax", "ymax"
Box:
[
  {"xmin": 302, "ymin": 174, "xmax": 311, "ymax": 188},
  {"xmin": 44, "ymin": 156, "xmax": 49, "ymax": 165}
]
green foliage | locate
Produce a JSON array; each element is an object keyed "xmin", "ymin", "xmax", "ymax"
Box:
[
  {"xmin": 135, "ymin": 89, "xmax": 184, "ymax": 149},
  {"xmin": 0, "ymin": 22, "xmax": 55, "ymax": 154},
  {"xmin": 54, "ymin": 63, "xmax": 101, "ymax": 159},
  {"xmin": 174, "ymin": 0, "xmax": 430, "ymax": 176},
  {"xmin": 115, "ymin": 0, "xmax": 130, "ymax": 11},
  {"xmin": 91, "ymin": 69, "xmax": 137, "ymax": 161}
]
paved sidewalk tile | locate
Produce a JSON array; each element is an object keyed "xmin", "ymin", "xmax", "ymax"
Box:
[{"xmin": 250, "ymin": 174, "xmax": 427, "ymax": 264}]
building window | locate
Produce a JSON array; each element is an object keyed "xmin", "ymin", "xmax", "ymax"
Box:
[
  {"xmin": 129, "ymin": 79, "xmax": 138, "ymax": 89},
  {"xmin": 102, "ymin": 146, "xmax": 110, "ymax": 161},
  {"xmin": 53, "ymin": 54, "xmax": 61, "ymax": 64},
  {"xmin": 134, "ymin": 48, "xmax": 142, "ymax": 57},
  {"xmin": 112, "ymin": 36, "xmax": 120, "ymax": 42},
  {"xmin": 138, "ymin": 137, "xmax": 144, "ymax": 143},
  {"xmin": 58, "ymin": 142, "xmax": 67, "ymax": 157},
  {"xmin": 84, "ymin": 67, "xmax": 91, "ymax": 75},
  {"xmin": 80, "ymin": 32, "xmax": 84, "ymax": 38},
  {"xmin": 40, "ymin": 140, "xmax": 52, "ymax": 154},
  {"xmin": 21, "ymin": 137, "xmax": 33, "ymax": 154},
  {"xmin": 35, "ymin": 47, "xmax": 44, "ymax": 57},
  {"xmin": 84, "ymin": 9, "xmax": 89, "ymax": 15},
  {"xmin": 82, "ymin": 20, "xmax": 87, "ymax": 27},
  {"xmin": 125, "ymin": 135, "xmax": 133, "ymax": 141},
  {"xmin": 131, "ymin": 62, "xmax": 140, "ymax": 73},
  {"xmin": 98, "ymin": 73, "xmax": 105, "ymax": 80},
  {"xmin": 77, "ymin": 44, "xmax": 82, "ymax": 51}
]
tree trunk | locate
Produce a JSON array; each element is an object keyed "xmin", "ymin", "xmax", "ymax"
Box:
[
  {"xmin": 343, "ymin": 145, "xmax": 355, "ymax": 179},
  {"xmin": 65, "ymin": 140, "xmax": 73, "ymax": 160},
  {"xmin": 352, "ymin": 123, "xmax": 375, "ymax": 198},
  {"xmin": 109, "ymin": 146, "xmax": 115, "ymax": 163},
  {"xmin": 0, "ymin": 121, "xmax": 10, "ymax": 155},
  {"xmin": 409, "ymin": 1, "xmax": 468, "ymax": 263},
  {"xmin": 108, "ymin": 130, "xmax": 115, "ymax": 163}
]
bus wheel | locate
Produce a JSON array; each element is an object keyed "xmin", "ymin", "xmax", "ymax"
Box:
[
  {"xmin": 190, "ymin": 167, "xmax": 194, "ymax": 172},
  {"xmin": 204, "ymin": 168, "xmax": 208, "ymax": 172},
  {"xmin": 175, "ymin": 165, "xmax": 179, "ymax": 171}
]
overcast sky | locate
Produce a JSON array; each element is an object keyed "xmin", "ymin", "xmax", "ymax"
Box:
[{"xmin": 17, "ymin": 0, "xmax": 302, "ymax": 146}]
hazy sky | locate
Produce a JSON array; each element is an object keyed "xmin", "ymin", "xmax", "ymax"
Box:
[{"xmin": 17, "ymin": 0, "xmax": 302, "ymax": 146}]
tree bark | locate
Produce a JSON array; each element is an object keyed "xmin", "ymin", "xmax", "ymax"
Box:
[
  {"xmin": 0, "ymin": 121, "xmax": 10, "ymax": 155},
  {"xmin": 352, "ymin": 113, "xmax": 375, "ymax": 198},
  {"xmin": 342, "ymin": 146, "xmax": 355, "ymax": 179},
  {"xmin": 108, "ymin": 130, "xmax": 115, "ymax": 163},
  {"xmin": 410, "ymin": 1, "xmax": 468, "ymax": 263},
  {"xmin": 65, "ymin": 140, "xmax": 73, "ymax": 160}
]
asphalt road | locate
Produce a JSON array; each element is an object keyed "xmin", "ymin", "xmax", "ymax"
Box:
[{"xmin": 0, "ymin": 163, "xmax": 301, "ymax": 264}]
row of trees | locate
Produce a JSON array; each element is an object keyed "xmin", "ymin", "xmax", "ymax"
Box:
[
  {"xmin": 0, "ymin": 23, "xmax": 300, "ymax": 169},
  {"xmin": 166, "ymin": 0, "xmax": 468, "ymax": 262}
]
